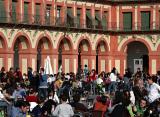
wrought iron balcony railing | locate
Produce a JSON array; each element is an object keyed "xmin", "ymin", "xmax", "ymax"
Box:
[
  {"xmin": 0, "ymin": 12, "xmax": 160, "ymax": 33},
  {"xmin": 75, "ymin": 0, "xmax": 159, "ymax": 4}
]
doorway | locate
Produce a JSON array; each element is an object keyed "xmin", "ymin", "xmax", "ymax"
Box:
[{"xmin": 127, "ymin": 41, "xmax": 149, "ymax": 73}]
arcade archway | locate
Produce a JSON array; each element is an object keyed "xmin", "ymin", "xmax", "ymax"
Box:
[
  {"xmin": 13, "ymin": 36, "xmax": 30, "ymax": 73},
  {"xmin": 58, "ymin": 38, "xmax": 73, "ymax": 73},
  {"xmin": 78, "ymin": 39, "xmax": 91, "ymax": 70},
  {"xmin": 37, "ymin": 37, "xmax": 52, "ymax": 71},
  {"xmin": 127, "ymin": 41, "xmax": 149, "ymax": 73},
  {"xmin": 0, "ymin": 35, "xmax": 7, "ymax": 69},
  {"xmin": 96, "ymin": 41, "xmax": 108, "ymax": 73}
]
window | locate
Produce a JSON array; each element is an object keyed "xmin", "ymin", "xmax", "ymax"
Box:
[
  {"xmin": 24, "ymin": 2, "xmax": 29, "ymax": 23},
  {"xmin": 141, "ymin": 11, "xmax": 150, "ymax": 31},
  {"xmin": 0, "ymin": 0, "xmax": 6, "ymax": 22},
  {"xmin": 57, "ymin": 6, "xmax": 61, "ymax": 18},
  {"xmin": 35, "ymin": 3, "xmax": 40, "ymax": 24},
  {"xmin": 67, "ymin": 7, "xmax": 74, "ymax": 27},
  {"xmin": 12, "ymin": 1, "xmax": 17, "ymax": 23},
  {"xmin": 123, "ymin": 12, "xmax": 132, "ymax": 31},
  {"xmin": 86, "ymin": 9, "xmax": 92, "ymax": 28},
  {"xmin": 56, "ymin": 6, "xmax": 61, "ymax": 26},
  {"xmin": 77, "ymin": 8, "xmax": 81, "ymax": 28},
  {"xmin": 95, "ymin": 10, "xmax": 101, "ymax": 29},
  {"xmin": 45, "ymin": 5, "xmax": 51, "ymax": 25},
  {"xmin": 102, "ymin": 11, "xmax": 108, "ymax": 30}
]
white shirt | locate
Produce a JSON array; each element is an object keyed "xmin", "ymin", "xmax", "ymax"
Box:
[
  {"xmin": 0, "ymin": 91, "xmax": 4, "ymax": 100},
  {"xmin": 130, "ymin": 91, "xmax": 135, "ymax": 105},
  {"xmin": 96, "ymin": 78, "xmax": 103, "ymax": 85},
  {"xmin": 47, "ymin": 77, "xmax": 52, "ymax": 83},
  {"xmin": 147, "ymin": 83, "xmax": 160, "ymax": 103},
  {"xmin": 52, "ymin": 103, "xmax": 74, "ymax": 117},
  {"xmin": 53, "ymin": 92, "xmax": 60, "ymax": 104},
  {"xmin": 109, "ymin": 73, "xmax": 117, "ymax": 82}
]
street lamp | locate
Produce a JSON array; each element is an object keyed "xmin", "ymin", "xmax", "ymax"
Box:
[
  {"xmin": 37, "ymin": 47, "xmax": 41, "ymax": 72},
  {"xmin": 96, "ymin": 48, "xmax": 98, "ymax": 73},
  {"xmin": 78, "ymin": 46, "xmax": 81, "ymax": 54},
  {"xmin": 58, "ymin": 46, "xmax": 62, "ymax": 69},
  {"xmin": 78, "ymin": 46, "xmax": 81, "ymax": 79},
  {"xmin": 96, "ymin": 48, "xmax": 98, "ymax": 55},
  {"xmin": 59, "ymin": 46, "xmax": 62, "ymax": 53}
]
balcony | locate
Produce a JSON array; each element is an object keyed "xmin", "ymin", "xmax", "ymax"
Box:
[
  {"xmin": 75, "ymin": 0, "xmax": 160, "ymax": 5},
  {"xmin": 0, "ymin": 12, "xmax": 159, "ymax": 34}
]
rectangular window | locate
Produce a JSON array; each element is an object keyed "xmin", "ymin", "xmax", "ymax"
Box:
[
  {"xmin": 67, "ymin": 7, "xmax": 74, "ymax": 27},
  {"xmin": 123, "ymin": 12, "xmax": 132, "ymax": 31},
  {"xmin": 102, "ymin": 11, "xmax": 108, "ymax": 30},
  {"xmin": 0, "ymin": 0, "xmax": 6, "ymax": 22},
  {"xmin": 35, "ymin": 3, "xmax": 40, "ymax": 24},
  {"xmin": 45, "ymin": 5, "xmax": 51, "ymax": 25},
  {"xmin": 77, "ymin": 8, "xmax": 81, "ymax": 28},
  {"xmin": 24, "ymin": 2, "xmax": 29, "ymax": 23},
  {"xmin": 95, "ymin": 10, "xmax": 101, "ymax": 29},
  {"xmin": 141, "ymin": 11, "xmax": 150, "ymax": 31},
  {"xmin": 12, "ymin": 1, "xmax": 17, "ymax": 23},
  {"xmin": 57, "ymin": 6, "xmax": 61, "ymax": 18},
  {"xmin": 86, "ymin": 9, "xmax": 92, "ymax": 28},
  {"xmin": 56, "ymin": 6, "xmax": 61, "ymax": 26}
]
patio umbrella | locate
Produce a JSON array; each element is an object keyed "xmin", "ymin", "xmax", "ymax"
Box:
[{"xmin": 44, "ymin": 56, "xmax": 53, "ymax": 75}]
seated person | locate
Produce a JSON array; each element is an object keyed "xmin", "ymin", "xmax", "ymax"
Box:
[
  {"xmin": 93, "ymin": 95, "xmax": 108, "ymax": 117},
  {"xmin": 52, "ymin": 95, "xmax": 74, "ymax": 117},
  {"xmin": 11, "ymin": 100, "xmax": 30, "ymax": 117},
  {"xmin": 135, "ymin": 98, "xmax": 148, "ymax": 117},
  {"xmin": 70, "ymin": 94, "xmax": 88, "ymax": 112},
  {"xmin": 26, "ymin": 89, "xmax": 38, "ymax": 102},
  {"xmin": 12, "ymin": 84, "xmax": 26, "ymax": 100}
]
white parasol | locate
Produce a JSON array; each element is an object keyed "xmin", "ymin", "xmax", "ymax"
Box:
[{"xmin": 44, "ymin": 56, "xmax": 53, "ymax": 75}]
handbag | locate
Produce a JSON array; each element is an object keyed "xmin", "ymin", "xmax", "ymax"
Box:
[{"xmin": 105, "ymin": 78, "xmax": 111, "ymax": 84}]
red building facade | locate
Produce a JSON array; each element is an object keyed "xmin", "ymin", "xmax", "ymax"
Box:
[{"xmin": 0, "ymin": 0, "xmax": 160, "ymax": 75}]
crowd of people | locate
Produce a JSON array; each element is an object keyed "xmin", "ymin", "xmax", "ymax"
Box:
[{"xmin": 0, "ymin": 65, "xmax": 159, "ymax": 117}]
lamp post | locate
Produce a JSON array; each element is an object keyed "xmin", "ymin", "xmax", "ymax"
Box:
[
  {"xmin": 78, "ymin": 46, "xmax": 81, "ymax": 79},
  {"xmin": 96, "ymin": 48, "xmax": 98, "ymax": 74},
  {"xmin": 58, "ymin": 47, "xmax": 62, "ymax": 69},
  {"xmin": 14, "ymin": 44, "xmax": 19, "ymax": 70},
  {"xmin": 37, "ymin": 47, "xmax": 41, "ymax": 72}
]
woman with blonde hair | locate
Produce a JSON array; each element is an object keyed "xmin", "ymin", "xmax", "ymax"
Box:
[{"xmin": 132, "ymin": 77, "xmax": 147, "ymax": 105}]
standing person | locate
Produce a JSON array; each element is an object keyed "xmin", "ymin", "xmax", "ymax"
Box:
[
  {"xmin": 14, "ymin": 67, "xmax": 23, "ymax": 83},
  {"xmin": 135, "ymin": 68, "xmax": 142, "ymax": 78},
  {"xmin": 96, "ymin": 74, "xmax": 104, "ymax": 94},
  {"xmin": 90, "ymin": 69, "xmax": 97, "ymax": 95},
  {"xmin": 27, "ymin": 67, "xmax": 33, "ymax": 83},
  {"xmin": 0, "ymin": 67, "xmax": 6, "ymax": 82},
  {"xmin": 108, "ymin": 67, "xmax": 117, "ymax": 94},
  {"xmin": 30, "ymin": 71, "xmax": 39, "ymax": 92},
  {"xmin": 52, "ymin": 95, "xmax": 74, "ymax": 117},
  {"xmin": 146, "ymin": 76, "xmax": 160, "ymax": 103},
  {"xmin": 84, "ymin": 64, "xmax": 88, "ymax": 79},
  {"xmin": 123, "ymin": 68, "xmax": 132, "ymax": 90},
  {"xmin": 38, "ymin": 68, "xmax": 48, "ymax": 99},
  {"xmin": 157, "ymin": 71, "xmax": 160, "ymax": 85},
  {"xmin": 6, "ymin": 67, "xmax": 16, "ymax": 88}
]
